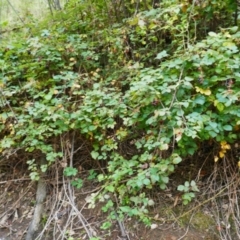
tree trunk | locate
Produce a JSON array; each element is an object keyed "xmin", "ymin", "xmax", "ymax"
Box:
[
  {"xmin": 25, "ymin": 158, "xmax": 47, "ymax": 240},
  {"xmin": 54, "ymin": 0, "xmax": 62, "ymax": 10}
]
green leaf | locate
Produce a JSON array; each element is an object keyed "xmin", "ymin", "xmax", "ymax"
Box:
[
  {"xmin": 40, "ymin": 164, "xmax": 48, "ymax": 172},
  {"xmin": 209, "ymin": 122, "xmax": 218, "ymax": 129},
  {"xmin": 190, "ymin": 180, "xmax": 196, "ymax": 187},
  {"xmin": 151, "ymin": 174, "xmax": 159, "ymax": 183},
  {"xmin": 143, "ymin": 178, "xmax": 151, "ymax": 186},
  {"xmin": 155, "ymin": 109, "xmax": 168, "ymax": 117},
  {"xmin": 208, "ymin": 131, "xmax": 217, "ymax": 138},
  {"xmin": 172, "ymin": 156, "xmax": 182, "ymax": 164},
  {"xmin": 229, "ymin": 26, "xmax": 238, "ymax": 33},
  {"xmin": 88, "ymin": 170, "xmax": 97, "ymax": 180},
  {"xmin": 98, "ymin": 174, "xmax": 105, "ymax": 181},
  {"xmin": 216, "ymin": 102, "xmax": 224, "ymax": 112},
  {"xmin": 161, "ymin": 176, "xmax": 169, "ymax": 184},
  {"xmin": 106, "ymin": 185, "xmax": 115, "ymax": 192},
  {"xmin": 30, "ymin": 172, "xmax": 40, "ymax": 181},
  {"xmin": 120, "ymin": 206, "xmax": 131, "ymax": 213},
  {"xmin": 189, "ymin": 192, "xmax": 195, "ymax": 198},
  {"xmin": 159, "ymin": 164, "xmax": 168, "ymax": 172},
  {"xmin": 208, "ymin": 32, "xmax": 217, "ymax": 37},
  {"xmin": 191, "ymin": 185, "xmax": 199, "ymax": 192},
  {"xmin": 187, "ymin": 148, "xmax": 195, "ymax": 155},
  {"xmin": 71, "ymin": 178, "xmax": 83, "ymax": 189},
  {"xmin": 101, "ymin": 221, "xmax": 112, "ymax": 230},
  {"xmin": 184, "ymin": 181, "xmax": 190, "ymax": 187},
  {"xmin": 223, "ymin": 125, "xmax": 232, "ymax": 131},
  {"xmin": 1, "ymin": 137, "xmax": 15, "ymax": 148},
  {"xmin": 182, "ymin": 194, "xmax": 191, "ymax": 201},
  {"xmin": 155, "ymin": 50, "xmax": 168, "ymax": 60},
  {"xmin": 91, "ymin": 151, "xmax": 99, "ymax": 159},
  {"xmin": 148, "ymin": 199, "xmax": 155, "ymax": 206},
  {"xmin": 177, "ymin": 185, "xmax": 185, "ymax": 191},
  {"xmin": 128, "ymin": 17, "xmax": 139, "ymax": 26},
  {"xmin": 63, "ymin": 167, "xmax": 78, "ymax": 177},
  {"xmin": 160, "ymin": 183, "xmax": 166, "ymax": 190}
]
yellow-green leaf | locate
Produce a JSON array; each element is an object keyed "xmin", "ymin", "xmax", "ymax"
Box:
[
  {"xmin": 216, "ymin": 102, "xmax": 224, "ymax": 112},
  {"xmin": 195, "ymin": 87, "xmax": 211, "ymax": 96}
]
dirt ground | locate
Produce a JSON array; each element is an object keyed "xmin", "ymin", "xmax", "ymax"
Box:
[
  {"xmin": 0, "ymin": 171, "xmax": 220, "ymax": 240},
  {"xmin": 2, "ymin": 149, "xmax": 240, "ymax": 240}
]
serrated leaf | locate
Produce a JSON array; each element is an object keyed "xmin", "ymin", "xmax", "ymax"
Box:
[{"xmin": 63, "ymin": 167, "xmax": 78, "ymax": 177}]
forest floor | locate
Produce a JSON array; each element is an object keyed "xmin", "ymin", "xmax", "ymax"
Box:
[{"xmin": 0, "ymin": 160, "xmax": 223, "ymax": 240}]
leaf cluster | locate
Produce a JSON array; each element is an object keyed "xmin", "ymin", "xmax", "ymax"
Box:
[{"xmin": 0, "ymin": 0, "xmax": 239, "ymax": 224}]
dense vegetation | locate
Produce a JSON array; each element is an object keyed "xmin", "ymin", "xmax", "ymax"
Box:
[{"xmin": 0, "ymin": 0, "xmax": 239, "ymax": 235}]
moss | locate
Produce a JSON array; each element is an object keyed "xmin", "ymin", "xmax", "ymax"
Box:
[
  {"xmin": 171, "ymin": 206, "xmax": 216, "ymax": 232},
  {"xmin": 190, "ymin": 211, "xmax": 215, "ymax": 230},
  {"xmin": 176, "ymin": 209, "xmax": 218, "ymax": 239}
]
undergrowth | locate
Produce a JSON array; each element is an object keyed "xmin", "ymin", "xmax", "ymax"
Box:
[{"xmin": 0, "ymin": 0, "xmax": 239, "ymax": 238}]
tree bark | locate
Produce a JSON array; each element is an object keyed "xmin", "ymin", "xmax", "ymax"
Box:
[
  {"xmin": 25, "ymin": 158, "xmax": 47, "ymax": 240},
  {"xmin": 54, "ymin": 0, "xmax": 62, "ymax": 10}
]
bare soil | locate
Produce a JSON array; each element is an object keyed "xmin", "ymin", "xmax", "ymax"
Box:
[
  {"xmin": 2, "ymin": 148, "xmax": 240, "ymax": 240},
  {"xmin": 0, "ymin": 170, "xmax": 220, "ymax": 240}
]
